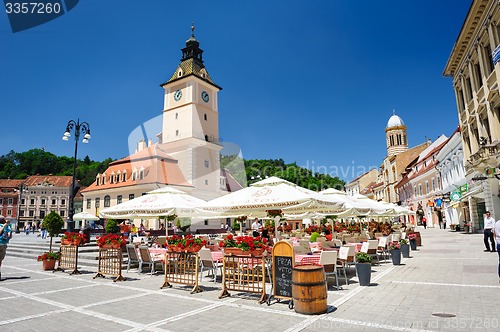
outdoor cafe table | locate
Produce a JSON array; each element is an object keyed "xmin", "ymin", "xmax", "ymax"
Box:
[
  {"xmin": 294, "ymin": 253, "xmax": 321, "ymax": 265},
  {"xmin": 148, "ymin": 248, "xmax": 222, "ymax": 262}
]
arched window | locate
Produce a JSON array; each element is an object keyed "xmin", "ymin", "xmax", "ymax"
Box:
[
  {"xmin": 104, "ymin": 195, "xmax": 111, "ymax": 207},
  {"xmin": 204, "ymin": 113, "xmax": 207, "ymax": 121}
]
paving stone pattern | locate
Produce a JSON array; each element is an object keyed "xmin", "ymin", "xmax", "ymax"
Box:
[{"xmin": 0, "ymin": 227, "xmax": 499, "ymax": 331}]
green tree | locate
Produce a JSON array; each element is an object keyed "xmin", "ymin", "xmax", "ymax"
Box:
[{"xmin": 42, "ymin": 211, "xmax": 64, "ymax": 252}]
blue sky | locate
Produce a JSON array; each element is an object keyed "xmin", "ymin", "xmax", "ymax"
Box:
[{"xmin": 0, "ymin": 0, "xmax": 472, "ymax": 182}]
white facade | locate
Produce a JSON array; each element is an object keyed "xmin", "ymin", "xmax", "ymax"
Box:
[{"xmin": 436, "ymin": 130, "xmax": 467, "ymax": 227}]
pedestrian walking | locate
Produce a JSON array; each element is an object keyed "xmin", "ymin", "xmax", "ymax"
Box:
[
  {"xmin": 483, "ymin": 211, "xmax": 496, "ymax": 252},
  {"xmin": 443, "ymin": 216, "xmax": 447, "ymax": 229},
  {"xmin": 422, "ymin": 217, "xmax": 427, "ymax": 229},
  {"xmin": 25, "ymin": 224, "xmax": 30, "ymax": 235},
  {"xmin": 0, "ymin": 217, "xmax": 13, "ymax": 281},
  {"xmin": 40, "ymin": 223, "xmax": 47, "ymax": 239}
]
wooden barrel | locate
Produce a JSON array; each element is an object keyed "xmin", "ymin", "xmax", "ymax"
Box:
[{"xmin": 292, "ymin": 265, "xmax": 327, "ymax": 315}]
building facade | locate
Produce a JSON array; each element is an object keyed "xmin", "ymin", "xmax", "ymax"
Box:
[
  {"xmin": 345, "ymin": 169, "xmax": 378, "ymax": 197},
  {"xmin": 82, "ymin": 27, "xmax": 241, "ymax": 229},
  {"xmin": 443, "ymin": 0, "xmax": 500, "ymax": 229},
  {"xmin": 436, "ymin": 128, "xmax": 468, "ymax": 228},
  {"xmin": 0, "ymin": 179, "xmax": 23, "ymax": 225},
  {"xmin": 17, "ymin": 175, "xmax": 74, "ymax": 228}
]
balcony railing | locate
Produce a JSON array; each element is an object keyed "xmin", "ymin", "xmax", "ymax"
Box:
[{"xmin": 468, "ymin": 140, "xmax": 499, "ymax": 169}]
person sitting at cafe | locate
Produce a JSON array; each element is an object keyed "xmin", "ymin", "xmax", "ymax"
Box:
[
  {"xmin": 261, "ymin": 229, "xmax": 273, "ymax": 246},
  {"xmin": 129, "ymin": 224, "xmax": 138, "ymax": 241},
  {"xmin": 138, "ymin": 223, "xmax": 147, "ymax": 236},
  {"xmin": 324, "ymin": 229, "xmax": 333, "ymax": 241}
]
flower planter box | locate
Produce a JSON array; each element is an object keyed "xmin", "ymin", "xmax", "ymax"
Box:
[
  {"xmin": 42, "ymin": 259, "xmax": 56, "ymax": 271},
  {"xmin": 223, "ymin": 247, "xmax": 264, "ymax": 256}
]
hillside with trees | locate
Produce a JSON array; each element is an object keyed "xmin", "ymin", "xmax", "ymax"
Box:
[
  {"xmin": 0, "ymin": 149, "xmax": 113, "ymax": 187},
  {"xmin": 1, "ymin": 149, "xmax": 345, "ymax": 191}
]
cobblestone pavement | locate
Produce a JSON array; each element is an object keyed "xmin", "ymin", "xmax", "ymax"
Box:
[{"xmin": 1, "ymin": 226, "xmax": 499, "ymax": 332}]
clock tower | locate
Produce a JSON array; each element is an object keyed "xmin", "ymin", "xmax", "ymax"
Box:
[{"xmin": 160, "ymin": 25, "xmax": 225, "ymax": 200}]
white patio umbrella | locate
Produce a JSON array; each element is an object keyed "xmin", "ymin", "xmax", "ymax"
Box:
[
  {"xmin": 197, "ymin": 176, "xmax": 346, "ymax": 218},
  {"xmin": 73, "ymin": 211, "xmax": 100, "ymax": 221},
  {"xmin": 100, "ymin": 186, "xmax": 207, "ymax": 219},
  {"xmin": 349, "ymin": 194, "xmax": 394, "ymax": 216}
]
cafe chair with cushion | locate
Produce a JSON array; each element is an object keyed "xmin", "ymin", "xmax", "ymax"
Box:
[
  {"xmin": 319, "ymin": 250, "xmax": 344, "ymax": 290},
  {"xmin": 199, "ymin": 248, "xmax": 222, "ymax": 283},
  {"xmin": 377, "ymin": 236, "xmax": 389, "ymax": 263},
  {"xmin": 138, "ymin": 246, "xmax": 164, "ymax": 275},
  {"xmin": 125, "ymin": 244, "xmax": 140, "ymax": 273},
  {"xmin": 338, "ymin": 245, "xmax": 356, "ymax": 278},
  {"xmin": 360, "ymin": 240, "xmax": 379, "ymax": 265}
]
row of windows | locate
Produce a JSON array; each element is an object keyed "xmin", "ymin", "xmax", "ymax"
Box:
[
  {"xmin": 86, "ymin": 194, "xmax": 133, "ymax": 209},
  {"xmin": 0, "ymin": 198, "xmax": 14, "ymax": 205},
  {"xmin": 20, "ymin": 198, "xmax": 66, "ymax": 205},
  {"xmin": 388, "ymin": 134, "xmax": 407, "ymax": 146},
  {"xmin": 19, "ymin": 209, "xmax": 65, "ymax": 218},
  {"xmin": 96, "ymin": 169, "xmax": 146, "ymax": 186}
]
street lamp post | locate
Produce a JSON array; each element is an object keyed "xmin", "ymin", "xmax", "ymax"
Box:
[{"xmin": 62, "ymin": 119, "xmax": 91, "ymax": 232}]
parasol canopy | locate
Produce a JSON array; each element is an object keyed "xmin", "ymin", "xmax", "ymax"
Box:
[{"xmin": 100, "ymin": 186, "xmax": 207, "ymax": 219}]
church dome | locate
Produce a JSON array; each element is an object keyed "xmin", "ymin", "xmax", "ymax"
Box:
[{"xmin": 387, "ymin": 114, "xmax": 405, "ymax": 128}]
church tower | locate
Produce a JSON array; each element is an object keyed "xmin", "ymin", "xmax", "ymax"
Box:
[
  {"xmin": 385, "ymin": 112, "xmax": 408, "ymax": 156},
  {"xmin": 159, "ymin": 25, "xmax": 224, "ymax": 200}
]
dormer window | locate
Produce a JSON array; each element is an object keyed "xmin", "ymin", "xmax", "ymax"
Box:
[
  {"xmin": 96, "ymin": 175, "xmax": 100, "ymax": 186},
  {"xmin": 102, "ymin": 174, "xmax": 106, "ymax": 185},
  {"xmin": 178, "ymin": 70, "xmax": 183, "ymax": 77}
]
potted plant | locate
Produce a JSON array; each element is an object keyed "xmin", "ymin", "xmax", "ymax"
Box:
[
  {"xmin": 60, "ymin": 232, "xmax": 86, "ymax": 246},
  {"xmin": 105, "ymin": 219, "xmax": 120, "ymax": 234},
  {"xmin": 96, "ymin": 234, "xmax": 127, "ymax": 249},
  {"xmin": 388, "ymin": 241, "xmax": 401, "ymax": 265},
  {"xmin": 399, "ymin": 238, "xmax": 410, "ymax": 258},
  {"xmin": 408, "ymin": 233, "xmax": 417, "ymax": 250},
  {"xmin": 42, "ymin": 211, "xmax": 64, "ymax": 252},
  {"xmin": 219, "ymin": 234, "xmax": 269, "ymax": 256},
  {"xmin": 37, "ymin": 251, "xmax": 60, "ymax": 270},
  {"xmin": 355, "ymin": 252, "xmax": 372, "ymax": 286},
  {"xmin": 165, "ymin": 234, "xmax": 206, "ymax": 252}
]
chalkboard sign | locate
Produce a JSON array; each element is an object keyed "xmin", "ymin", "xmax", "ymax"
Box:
[
  {"xmin": 274, "ymin": 255, "xmax": 293, "ymax": 298},
  {"xmin": 270, "ymin": 240, "xmax": 294, "ymax": 302}
]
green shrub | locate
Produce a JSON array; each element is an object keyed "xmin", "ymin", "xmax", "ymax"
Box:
[
  {"xmin": 232, "ymin": 222, "xmax": 240, "ymax": 231},
  {"xmin": 105, "ymin": 219, "xmax": 120, "ymax": 233},
  {"xmin": 355, "ymin": 252, "xmax": 372, "ymax": 264},
  {"xmin": 43, "ymin": 211, "xmax": 64, "ymax": 237}
]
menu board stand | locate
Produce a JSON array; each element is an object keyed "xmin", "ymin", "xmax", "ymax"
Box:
[{"xmin": 268, "ymin": 241, "xmax": 294, "ymax": 309}]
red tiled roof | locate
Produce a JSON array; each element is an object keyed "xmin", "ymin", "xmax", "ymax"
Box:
[
  {"xmin": 82, "ymin": 145, "xmax": 191, "ymax": 193},
  {"xmin": 0, "ymin": 179, "xmax": 24, "ymax": 188},
  {"xmin": 23, "ymin": 175, "xmax": 73, "ymax": 187}
]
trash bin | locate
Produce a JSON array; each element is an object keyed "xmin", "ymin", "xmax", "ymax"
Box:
[{"xmin": 292, "ymin": 265, "xmax": 327, "ymax": 315}]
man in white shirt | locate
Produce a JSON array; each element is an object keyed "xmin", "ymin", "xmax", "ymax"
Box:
[
  {"xmin": 483, "ymin": 211, "xmax": 496, "ymax": 252},
  {"xmin": 493, "ymin": 219, "xmax": 500, "ymax": 283},
  {"xmin": 251, "ymin": 218, "xmax": 260, "ymax": 237}
]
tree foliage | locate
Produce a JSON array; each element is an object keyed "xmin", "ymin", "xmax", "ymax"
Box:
[
  {"xmin": 241, "ymin": 158, "xmax": 345, "ymax": 191},
  {"xmin": 0, "ymin": 149, "xmax": 114, "ymax": 187}
]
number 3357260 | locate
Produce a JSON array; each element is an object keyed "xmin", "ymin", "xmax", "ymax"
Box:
[{"xmin": 5, "ymin": 2, "xmax": 62, "ymax": 14}]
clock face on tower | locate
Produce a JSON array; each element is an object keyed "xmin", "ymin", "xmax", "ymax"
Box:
[
  {"xmin": 201, "ymin": 91, "xmax": 209, "ymax": 103},
  {"xmin": 174, "ymin": 89, "xmax": 182, "ymax": 101}
]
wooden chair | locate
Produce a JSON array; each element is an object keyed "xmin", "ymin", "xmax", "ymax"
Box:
[
  {"xmin": 125, "ymin": 244, "xmax": 140, "ymax": 273},
  {"xmin": 137, "ymin": 246, "xmax": 163, "ymax": 275},
  {"xmin": 199, "ymin": 248, "xmax": 222, "ymax": 283},
  {"xmin": 319, "ymin": 250, "xmax": 344, "ymax": 290}
]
